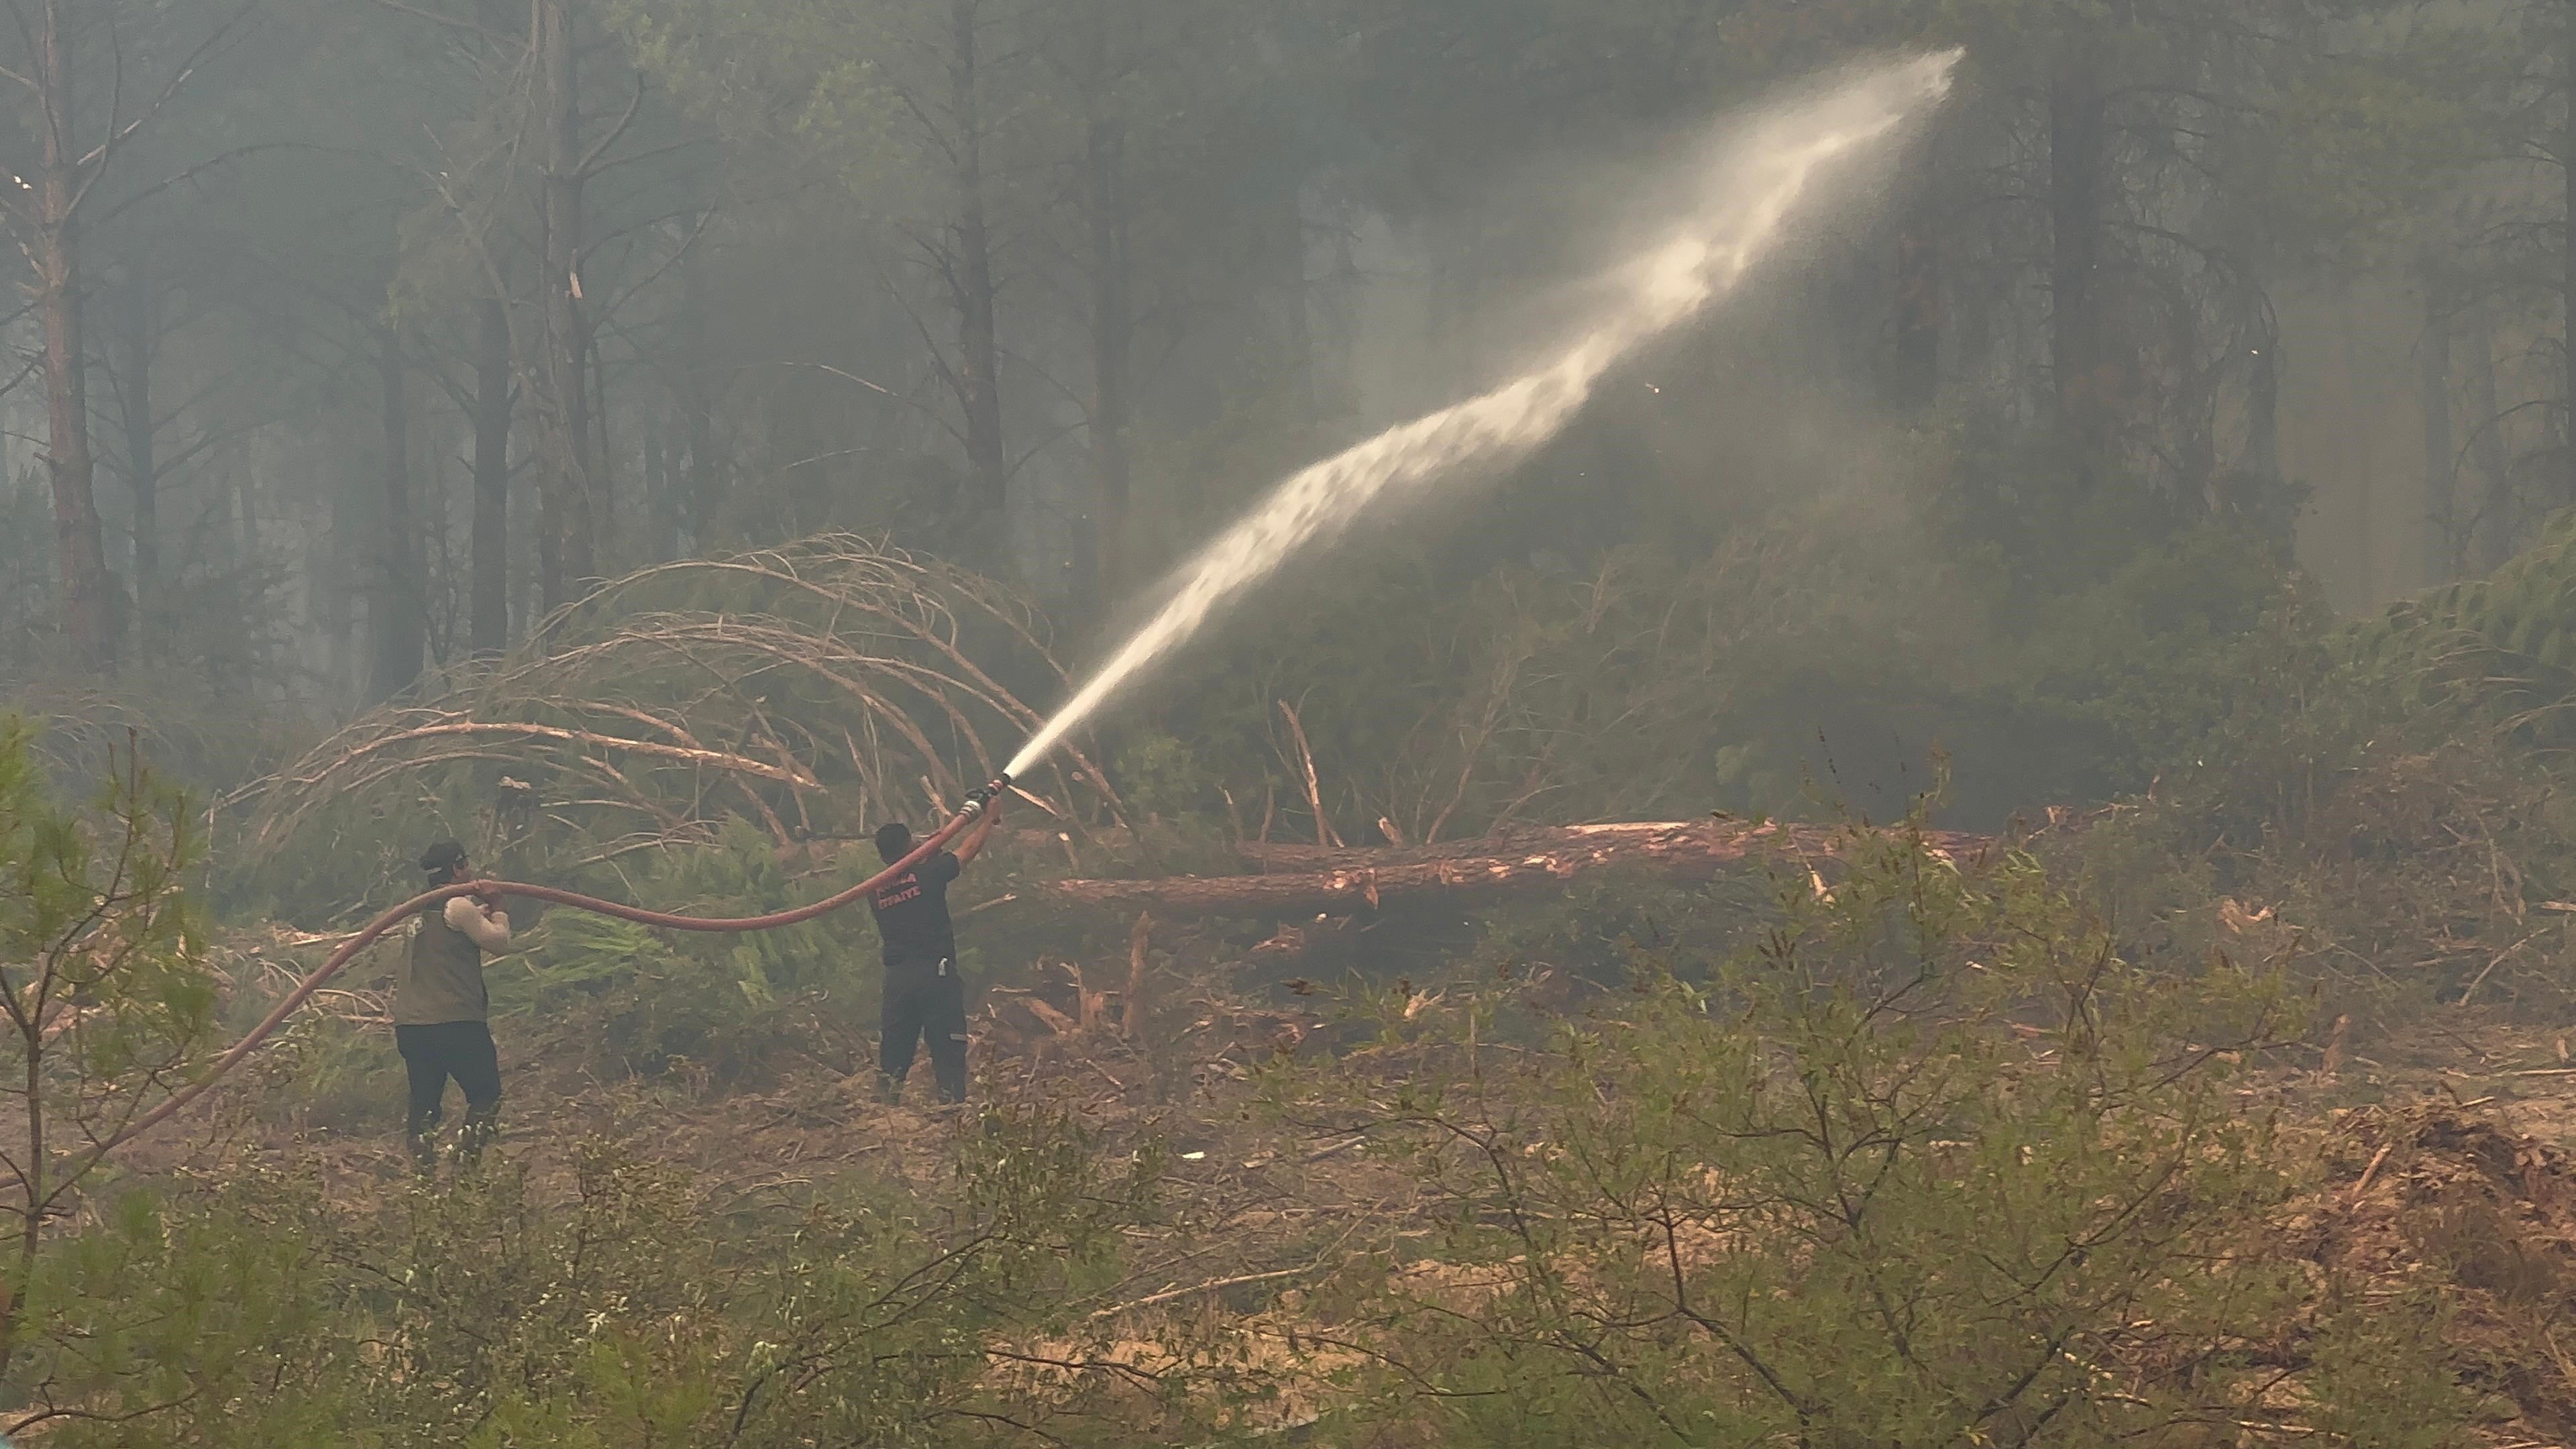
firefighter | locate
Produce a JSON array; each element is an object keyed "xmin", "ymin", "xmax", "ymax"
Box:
[
  {"xmin": 867, "ymin": 801, "xmax": 1001, "ymax": 1105},
  {"xmin": 395, "ymin": 841, "xmax": 511, "ymax": 1169}
]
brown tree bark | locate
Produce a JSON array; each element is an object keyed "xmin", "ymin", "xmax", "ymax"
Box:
[
  {"xmin": 33, "ymin": 0, "xmax": 115, "ymax": 665},
  {"xmin": 472, "ymin": 294, "xmax": 513, "ymax": 655},
  {"xmin": 1036, "ymin": 821, "xmax": 1993, "ymax": 917}
]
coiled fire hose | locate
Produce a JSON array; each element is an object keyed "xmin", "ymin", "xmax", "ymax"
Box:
[{"xmin": 87, "ymin": 775, "xmax": 1012, "ymax": 1166}]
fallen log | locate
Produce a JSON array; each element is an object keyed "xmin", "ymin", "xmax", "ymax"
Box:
[{"xmin": 1034, "ymin": 819, "xmax": 1995, "ymax": 918}]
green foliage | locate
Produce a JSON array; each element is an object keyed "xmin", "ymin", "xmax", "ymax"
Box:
[
  {"xmin": 494, "ymin": 820, "xmax": 885, "ymax": 1084},
  {"xmin": 1460, "ymin": 867, "xmax": 1770, "ymax": 996},
  {"xmin": 2006, "ymin": 522, "xmax": 2318, "ymax": 795},
  {"xmin": 36, "ymin": 1104, "xmax": 1167, "ymax": 1446},
  {"xmin": 11, "ymin": 1174, "xmax": 337, "ymax": 1444},
  {"xmin": 2346, "ymin": 502, "xmax": 2576, "ymax": 742},
  {"xmin": 0, "ymin": 718, "xmax": 290, "ymax": 1424},
  {"xmin": 1271, "ymin": 816, "xmax": 2475, "ymax": 1446},
  {"xmin": 1112, "ymin": 732, "xmax": 1222, "ymax": 824}
]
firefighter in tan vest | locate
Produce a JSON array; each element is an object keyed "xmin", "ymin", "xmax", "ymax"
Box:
[{"xmin": 396, "ymin": 841, "xmax": 511, "ymax": 1169}]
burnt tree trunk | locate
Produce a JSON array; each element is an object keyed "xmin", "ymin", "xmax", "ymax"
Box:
[
  {"xmin": 371, "ymin": 328, "xmax": 423, "ymax": 700},
  {"xmin": 33, "ymin": 0, "xmax": 115, "ymax": 665},
  {"xmin": 471, "ymin": 294, "xmax": 513, "ymax": 655}
]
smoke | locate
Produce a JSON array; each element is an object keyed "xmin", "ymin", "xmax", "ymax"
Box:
[{"xmin": 1009, "ymin": 52, "xmax": 1962, "ymax": 782}]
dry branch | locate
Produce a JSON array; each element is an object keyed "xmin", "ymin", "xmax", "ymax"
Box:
[{"xmin": 237, "ymin": 537, "xmax": 1128, "ymax": 877}]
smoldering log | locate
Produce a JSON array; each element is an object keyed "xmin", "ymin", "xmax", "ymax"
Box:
[{"xmin": 1033, "ymin": 820, "xmax": 1996, "ymax": 917}]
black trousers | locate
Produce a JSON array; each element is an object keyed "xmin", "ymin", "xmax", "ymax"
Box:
[
  {"xmin": 396, "ymin": 1020, "xmax": 501, "ymax": 1161},
  {"xmin": 880, "ymin": 957, "xmax": 968, "ymax": 1103}
]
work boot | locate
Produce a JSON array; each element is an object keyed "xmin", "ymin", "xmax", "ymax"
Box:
[
  {"xmin": 406, "ymin": 1132, "xmax": 438, "ymax": 1176},
  {"xmin": 874, "ymin": 1073, "xmax": 904, "ymax": 1107}
]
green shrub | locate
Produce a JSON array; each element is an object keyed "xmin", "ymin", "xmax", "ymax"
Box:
[
  {"xmin": 36, "ymin": 1104, "xmax": 1169, "ymax": 1446},
  {"xmin": 1270, "ymin": 814, "xmax": 2476, "ymax": 1446},
  {"xmin": 493, "ymin": 820, "xmax": 887, "ymax": 1084}
]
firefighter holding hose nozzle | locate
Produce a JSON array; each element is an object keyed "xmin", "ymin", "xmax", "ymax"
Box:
[
  {"xmin": 869, "ymin": 790, "xmax": 1003, "ymax": 1106},
  {"xmin": 396, "ymin": 841, "xmax": 511, "ymax": 1171}
]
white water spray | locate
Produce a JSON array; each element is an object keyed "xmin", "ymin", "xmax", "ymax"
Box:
[{"xmin": 1008, "ymin": 53, "xmax": 1960, "ymax": 782}]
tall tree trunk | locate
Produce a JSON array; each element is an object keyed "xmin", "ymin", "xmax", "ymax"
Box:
[
  {"xmin": 536, "ymin": 0, "xmax": 595, "ymax": 607},
  {"xmin": 590, "ymin": 327, "xmax": 614, "ymax": 571},
  {"xmin": 677, "ymin": 239, "xmax": 717, "ymax": 553},
  {"xmin": 2048, "ymin": 46, "xmax": 2108, "ymax": 464},
  {"xmin": 371, "ymin": 329, "xmax": 423, "ymax": 700},
  {"xmin": 1086, "ymin": 107, "xmax": 1133, "ymax": 612},
  {"xmin": 642, "ymin": 419, "xmax": 669, "ymax": 564},
  {"xmin": 1283, "ymin": 184, "xmax": 1315, "ymax": 415},
  {"xmin": 2467, "ymin": 302, "xmax": 2514, "ymax": 571},
  {"xmin": 2420, "ymin": 272, "xmax": 2459, "ymax": 584},
  {"xmin": 33, "ymin": 0, "xmax": 115, "ymax": 665},
  {"xmin": 115, "ymin": 257, "xmax": 159, "ymax": 651},
  {"xmin": 949, "ymin": 0, "xmax": 1009, "ymax": 536},
  {"xmin": 2243, "ymin": 317, "xmax": 2282, "ymax": 533},
  {"xmin": 472, "ymin": 295, "xmax": 513, "ymax": 655},
  {"xmin": 1889, "ymin": 223, "xmax": 1940, "ymax": 409}
]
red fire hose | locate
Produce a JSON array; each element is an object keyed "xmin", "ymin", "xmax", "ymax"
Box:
[{"xmin": 89, "ymin": 779, "xmax": 1007, "ymax": 1167}]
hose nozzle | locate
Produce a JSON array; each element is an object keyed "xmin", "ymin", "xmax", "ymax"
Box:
[{"xmin": 963, "ymin": 773, "xmax": 1011, "ymax": 814}]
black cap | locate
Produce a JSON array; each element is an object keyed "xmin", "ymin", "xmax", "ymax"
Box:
[{"xmin": 420, "ymin": 840, "xmax": 468, "ymax": 875}]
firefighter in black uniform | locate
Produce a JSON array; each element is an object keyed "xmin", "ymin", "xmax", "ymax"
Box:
[{"xmin": 869, "ymin": 801, "xmax": 1000, "ymax": 1104}]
